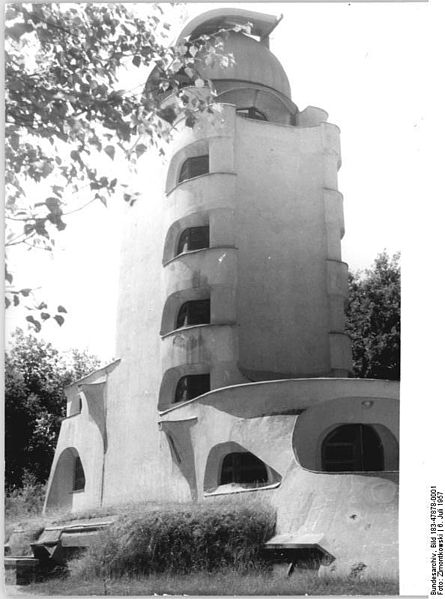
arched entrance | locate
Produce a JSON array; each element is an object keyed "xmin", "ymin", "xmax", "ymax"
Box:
[
  {"xmin": 321, "ymin": 424, "xmax": 384, "ymax": 472},
  {"xmin": 45, "ymin": 448, "xmax": 86, "ymax": 511}
]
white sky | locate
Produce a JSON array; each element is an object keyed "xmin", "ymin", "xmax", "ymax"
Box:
[{"xmin": 4, "ymin": 2, "xmax": 445, "ymax": 594}]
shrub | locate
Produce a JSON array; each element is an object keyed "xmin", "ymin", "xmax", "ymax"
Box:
[{"xmin": 73, "ymin": 498, "xmax": 276, "ymax": 579}]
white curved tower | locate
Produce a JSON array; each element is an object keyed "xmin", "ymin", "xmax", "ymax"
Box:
[{"xmin": 45, "ymin": 9, "xmax": 399, "ymax": 580}]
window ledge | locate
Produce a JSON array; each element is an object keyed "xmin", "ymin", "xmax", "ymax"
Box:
[
  {"xmin": 70, "ymin": 489, "xmax": 85, "ymax": 495},
  {"xmin": 203, "ymin": 481, "xmax": 281, "ymax": 497},
  {"xmin": 160, "ymin": 322, "xmax": 236, "ymax": 340},
  {"xmin": 165, "ymin": 171, "xmax": 236, "ymax": 197},
  {"xmin": 163, "ymin": 245, "xmax": 237, "ymax": 268}
]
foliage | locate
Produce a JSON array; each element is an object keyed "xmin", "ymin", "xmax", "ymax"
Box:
[
  {"xmin": 5, "ymin": 3, "xmax": 238, "ymax": 327},
  {"xmin": 5, "ymin": 328, "xmax": 101, "ymax": 490},
  {"xmin": 345, "ymin": 251, "xmax": 400, "ymax": 380},
  {"xmin": 73, "ymin": 499, "xmax": 275, "ymax": 579}
]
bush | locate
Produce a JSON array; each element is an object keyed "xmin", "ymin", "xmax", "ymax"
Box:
[
  {"xmin": 5, "ymin": 472, "xmax": 46, "ymax": 523},
  {"xmin": 4, "ymin": 473, "xmax": 47, "ymax": 553},
  {"xmin": 73, "ymin": 499, "xmax": 276, "ymax": 579}
]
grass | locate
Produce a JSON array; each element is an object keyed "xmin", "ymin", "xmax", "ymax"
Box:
[
  {"xmin": 71, "ymin": 496, "xmax": 276, "ymax": 578},
  {"xmin": 24, "ymin": 569, "xmax": 399, "ymax": 595}
]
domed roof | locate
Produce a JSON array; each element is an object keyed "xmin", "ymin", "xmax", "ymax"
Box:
[{"xmin": 177, "ymin": 9, "xmax": 292, "ymax": 100}]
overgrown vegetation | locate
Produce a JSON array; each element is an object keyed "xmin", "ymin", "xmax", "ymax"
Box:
[{"xmin": 72, "ymin": 498, "xmax": 275, "ymax": 579}]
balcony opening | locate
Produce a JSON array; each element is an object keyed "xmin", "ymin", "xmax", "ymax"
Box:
[
  {"xmin": 176, "ymin": 226, "xmax": 209, "ymax": 255},
  {"xmin": 321, "ymin": 423, "xmax": 384, "ymax": 472},
  {"xmin": 73, "ymin": 456, "xmax": 86, "ymax": 491},
  {"xmin": 176, "ymin": 299, "xmax": 210, "ymax": 329},
  {"xmin": 220, "ymin": 452, "xmax": 268, "ymax": 485},
  {"xmin": 175, "ymin": 373, "xmax": 210, "ymax": 403},
  {"xmin": 236, "ymin": 107, "xmax": 268, "ymax": 121},
  {"xmin": 178, "ymin": 155, "xmax": 209, "ymax": 183}
]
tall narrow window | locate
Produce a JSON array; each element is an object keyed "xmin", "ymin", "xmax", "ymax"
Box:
[
  {"xmin": 73, "ymin": 456, "xmax": 86, "ymax": 491},
  {"xmin": 321, "ymin": 424, "xmax": 384, "ymax": 472},
  {"xmin": 236, "ymin": 107, "xmax": 268, "ymax": 121},
  {"xmin": 176, "ymin": 299, "xmax": 210, "ymax": 329},
  {"xmin": 175, "ymin": 374, "xmax": 210, "ymax": 403},
  {"xmin": 220, "ymin": 452, "xmax": 268, "ymax": 485},
  {"xmin": 176, "ymin": 226, "xmax": 209, "ymax": 255},
  {"xmin": 178, "ymin": 155, "xmax": 209, "ymax": 183}
]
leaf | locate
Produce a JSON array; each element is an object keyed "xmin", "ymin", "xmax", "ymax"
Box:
[
  {"xmin": 5, "ymin": 297, "xmax": 11, "ymax": 309},
  {"xmin": 104, "ymin": 145, "xmax": 115, "ymax": 160},
  {"xmin": 20, "ymin": 289, "xmax": 32, "ymax": 297},
  {"xmin": 45, "ymin": 197, "xmax": 62, "ymax": 215},
  {"xmin": 57, "ymin": 305, "xmax": 67, "ymax": 313},
  {"xmin": 5, "ymin": 266, "xmax": 13, "ymax": 284},
  {"xmin": 26, "ymin": 315, "xmax": 41, "ymax": 332},
  {"xmin": 37, "ymin": 302, "xmax": 48, "ymax": 310},
  {"xmin": 54, "ymin": 315, "xmax": 64, "ymax": 327},
  {"xmin": 135, "ymin": 144, "xmax": 147, "ymax": 159},
  {"xmin": 13, "ymin": 294, "xmax": 20, "ymax": 307},
  {"xmin": 40, "ymin": 312, "xmax": 51, "ymax": 320},
  {"xmin": 132, "ymin": 55, "xmax": 141, "ymax": 67}
]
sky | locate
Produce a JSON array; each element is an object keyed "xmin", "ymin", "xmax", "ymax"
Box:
[{"xmin": 4, "ymin": 2, "xmax": 445, "ymax": 594}]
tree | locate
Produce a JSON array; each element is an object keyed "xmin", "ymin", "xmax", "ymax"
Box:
[
  {"xmin": 5, "ymin": 328, "xmax": 101, "ymax": 490},
  {"xmin": 345, "ymin": 251, "xmax": 400, "ymax": 380},
  {"xmin": 5, "ymin": 3, "xmax": 238, "ymax": 327}
]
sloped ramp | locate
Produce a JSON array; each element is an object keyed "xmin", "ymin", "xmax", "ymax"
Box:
[
  {"xmin": 31, "ymin": 517, "xmax": 115, "ymax": 566},
  {"xmin": 264, "ymin": 532, "xmax": 335, "ymax": 575}
]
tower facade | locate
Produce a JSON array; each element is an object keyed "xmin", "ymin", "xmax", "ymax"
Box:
[{"xmin": 45, "ymin": 9, "xmax": 399, "ymax": 579}]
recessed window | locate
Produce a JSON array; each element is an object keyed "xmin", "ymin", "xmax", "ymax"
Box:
[
  {"xmin": 321, "ymin": 424, "xmax": 384, "ymax": 472},
  {"xmin": 236, "ymin": 107, "xmax": 268, "ymax": 121},
  {"xmin": 176, "ymin": 299, "xmax": 210, "ymax": 329},
  {"xmin": 177, "ymin": 226, "xmax": 209, "ymax": 255},
  {"xmin": 73, "ymin": 456, "xmax": 85, "ymax": 491},
  {"xmin": 220, "ymin": 452, "xmax": 268, "ymax": 485},
  {"xmin": 175, "ymin": 374, "xmax": 210, "ymax": 403},
  {"xmin": 178, "ymin": 155, "xmax": 209, "ymax": 183}
]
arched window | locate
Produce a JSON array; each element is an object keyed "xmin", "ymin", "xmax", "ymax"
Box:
[
  {"xmin": 176, "ymin": 226, "xmax": 209, "ymax": 255},
  {"xmin": 176, "ymin": 299, "xmax": 210, "ymax": 329},
  {"xmin": 73, "ymin": 456, "xmax": 86, "ymax": 491},
  {"xmin": 178, "ymin": 155, "xmax": 209, "ymax": 183},
  {"xmin": 321, "ymin": 424, "xmax": 384, "ymax": 472},
  {"xmin": 220, "ymin": 452, "xmax": 268, "ymax": 485},
  {"xmin": 236, "ymin": 107, "xmax": 268, "ymax": 121},
  {"xmin": 175, "ymin": 374, "xmax": 210, "ymax": 403}
]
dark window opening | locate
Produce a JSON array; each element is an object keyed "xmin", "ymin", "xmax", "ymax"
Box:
[
  {"xmin": 176, "ymin": 299, "xmax": 210, "ymax": 329},
  {"xmin": 176, "ymin": 226, "xmax": 209, "ymax": 255},
  {"xmin": 178, "ymin": 155, "xmax": 209, "ymax": 183},
  {"xmin": 236, "ymin": 107, "xmax": 268, "ymax": 121},
  {"xmin": 321, "ymin": 424, "xmax": 384, "ymax": 472},
  {"xmin": 220, "ymin": 452, "xmax": 268, "ymax": 485},
  {"xmin": 73, "ymin": 456, "xmax": 85, "ymax": 491},
  {"xmin": 175, "ymin": 374, "xmax": 210, "ymax": 403}
]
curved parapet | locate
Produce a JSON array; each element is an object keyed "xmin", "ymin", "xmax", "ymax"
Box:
[{"xmin": 157, "ymin": 376, "xmax": 399, "ymax": 577}]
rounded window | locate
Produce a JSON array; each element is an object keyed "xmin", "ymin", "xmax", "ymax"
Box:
[
  {"xmin": 177, "ymin": 226, "xmax": 209, "ymax": 255},
  {"xmin": 178, "ymin": 155, "xmax": 209, "ymax": 184},
  {"xmin": 321, "ymin": 424, "xmax": 384, "ymax": 472},
  {"xmin": 175, "ymin": 373, "xmax": 210, "ymax": 403}
]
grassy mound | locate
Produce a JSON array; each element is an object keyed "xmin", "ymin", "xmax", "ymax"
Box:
[{"xmin": 73, "ymin": 498, "xmax": 276, "ymax": 578}]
